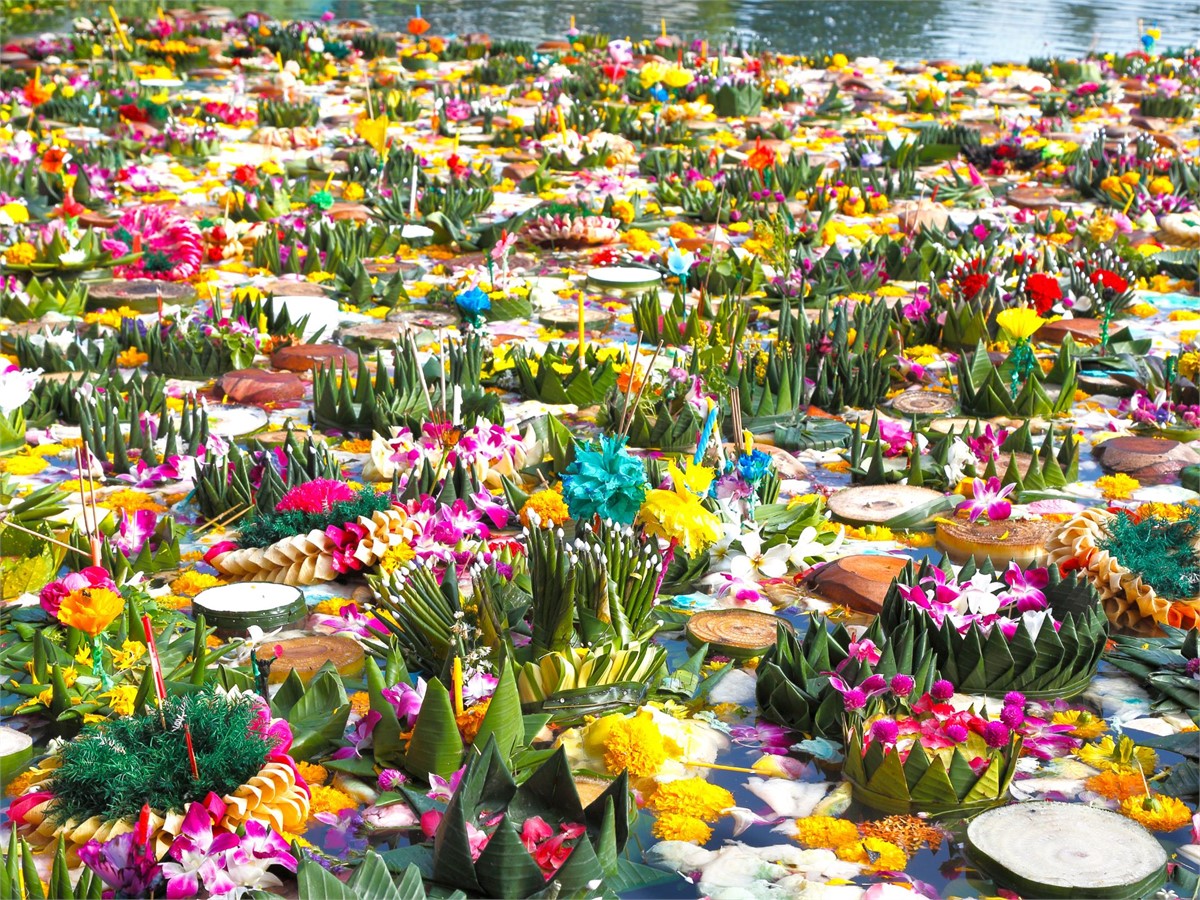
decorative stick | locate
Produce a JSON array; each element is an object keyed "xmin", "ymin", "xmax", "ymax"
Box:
[
  {"xmin": 183, "ymin": 724, "xmax": 200, "ymax": 779},
  {"xmin": 577, "ymin": 293, "xmax": 586, "ymax": 362},
  {"xmin": 141, "ymin": 614, "xmax": 168, "ymax": 728},
  {"xmin": 617, "ymin": 331, "xmax": 643, "ymax": 435},
  {"xmin": 437, "ymin": 328, "xmax": 448, "ymax": 418},
  {"xmin": 620, "ymin": 342, "xmax": 663, "ymax": 438},
  {"xmin": 195, "ymin": 503, "xmax": 248, "ymax": 534},
  {"xmin": 0, "ymin": 517, "xmax": 91, "ymax": 558}
]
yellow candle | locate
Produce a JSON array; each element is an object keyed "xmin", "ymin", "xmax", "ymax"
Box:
[
  {"xmin": 578, "ymin": 294, "xmax": 586, "ymax": 361},
  {"xmin": 661, "ymin": 18, "xmax": 667, "ymax": 38},
  {"xmin": 108, "ymin": 6, "xmax": 132, "ymax": 52},
  {"xmin": 743, "ymin": 429, "xmax": 754, "ymax": 456},
  {"xmin": 451, "ymin": 656, "xmax": 464, "ymax": 716},
  {"xmin": 569, "ymin": 15, "xmax": 575, "ymax": 29}
]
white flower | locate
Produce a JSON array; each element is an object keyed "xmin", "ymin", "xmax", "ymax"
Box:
[
  {"xmin": 955, "ymin": 572, "xmax": 1005, "ymax": 616},
  {"xmin": 57, "ymin": 248, "xmax": 87, "ymax": 265},
  {"xmin": 307, "ymin": 36, "xmax": 325, "ymax": 53},
  {"xmin": 729, "ymin": 530, "xmax": 791, "ymax": 581},
  {"xmin": 942, "ymin": 437, "xmax": 974, "ymax": 485},
  {"xmin": 0, "ymin": 367, "xmax": 41, "ymax": 415},
  {"xmin": 787, "ymin": 525, "xmax": 844, "ymax": 569}
]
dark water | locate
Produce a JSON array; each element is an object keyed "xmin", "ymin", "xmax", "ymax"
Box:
[{"xmin": 16, "ymin": 0, "xmax": 1200, "ymax": 62}]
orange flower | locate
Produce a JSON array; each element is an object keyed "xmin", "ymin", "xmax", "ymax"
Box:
[
  {"xmin": 746, "ymin": 139, "xmax": 776, "ymax": 173},
  {"xmin": 407, "ymin": 16, "xmax": 431, "ymax": 35},
  {"xmin": 57, "ymin": 588, "xmax": 124, "ymax": 637},
  {"xmin": 41, "ymin": 148, "xmax": 67, "ymax": 175},
  {"xmin": 23, "ymin": 76, "xmax": 54, "ymax": 107},
  {"xmin": 428, "ymin": 35, "xmax": 446, "ymax": 54}
]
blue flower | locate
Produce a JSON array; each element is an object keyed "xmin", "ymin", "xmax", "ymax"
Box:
[
  {"xmin": 561, "ymin": 434, "xmax": 647, "ymax": 525},
  {"xmin": 666, "ymin": 240, "xmax": 695, "ymax": 278},
  {"xmin": 455, "ymin": 286, "xmax": 491, "ymax": 321},
  {"xmin": 736, "ymin": 448, "xmax": 772, "ymax": 484}
]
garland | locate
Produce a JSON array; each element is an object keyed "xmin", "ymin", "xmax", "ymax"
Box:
[{"xmin": 236, "ymin": 487, "xmax": 392, "ymax": 548}]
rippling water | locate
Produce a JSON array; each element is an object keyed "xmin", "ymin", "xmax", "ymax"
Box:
[
  {"xmin": 21, "ymin": 0, "xmax": 1200, "ymax": 62},
  {"xmin": 322, "ymin": 0, "xmax": 1200, "ymax": 61}
]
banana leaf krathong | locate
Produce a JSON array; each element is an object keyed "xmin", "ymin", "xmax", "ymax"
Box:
[
  {"xmin": 11, "ymin": 334, "xmax": 118, "ymax": 374},
  {"xmin": 876, "ymin": 559, "xmax": 1108, "ymax": 700},
  {"xmin": 2, "ymin": 827, "xmax": 106, "ymax": 900},
  {"xmin": 842, "ymin": 714, "xmax": 1022, "ymax": 819},
  {"xmin": 0, "ymin": 276, "xmax": 88, "ymax": 323},
  {"xmin": 76, "ymin": 389, "xmax": 208, "ymax": 476},
  {"xmin": 423, "ymin": 737, "xmax": 630, "ymax": 899},
  {"xmin": 511, "ymin": 343, "xmax": 621, "ymax": 407},
  {"xmin": 956, "ymin": 339, "xmax": 1077, "ymax": 419},
  {"xmin": 755, "ymin": 617, "xmax": 936, "ymax": 738},
  {"xmin": 610, "ymin": 389, "xmax": 708, "ymax": 453}
]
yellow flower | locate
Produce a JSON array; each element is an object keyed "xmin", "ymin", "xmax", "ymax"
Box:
[
  {"xmin": 610, "ymin": 199, "xmax": 635, "ymax": 224},
  {"xmin": 1084, "ymin": 771, "xmax": 1148, "ymax": 801},
  {"xmin": 342, "ymin": 182, "xmax": 365, "ymax": 202},
  {"xmin": 652, "ymin": 813, "xmax": 712, "ymax": 844},
  {"xmin": 58, "ymin": 588, "xmax": 124, "ymax": 637},
  {"xmin": 669, "ymin": 459, "xmax": 715, "ymax": 496},
  {"xmin": 794, "ymin": 815, "xmax": 861, "ymax": 850},
  {"xmin": 1119, "ymin": 794, "xmax": 1193, "ymax": 832},
  {"xmin": 649, "ymin": 778, "xmax": 734, "ymax": 822},
  {"xmin": 1076, "ymin": 735, "xmax": 1156, "ymax": 774},
  {"xmin": 170, "ymin": 571, "xmax": 226, "ymax": 596},
  {"xmin": 586, "ymin": 710, "xmax": 668, "ymax": 777},
  {"xmin": 354, "ymin": 113, "xmax": 391, "ymax": 158},
  {"xmin": 638, "ymin": 484, "xmax": 721, "ymax": 555},
  {"xmin": 296, "ymin": 762, "xmax": 329, "ymax": 786},
  {"xmin": 624, "ymin": 228, "xmax": 660, "ymax": 253},
  {"xmin": 668, "ymin": 222, "xmax": 697, "ymax": 240},
  {"xmin": 0, "ymin": 202, "xmax": 29, "ymax": 224},
  {"xmin": 520, "ymin": 487, "xmax": 570, "ymax": 528},
  {"xmin": 105, "ymin": 684, "xmax": 139, "ymax": 716},
  {"xmin": 1096, "ymin": 473, "xmax": 1140, "ymax": 500},
  {"xmin": 116, "ymin": 347, "xmax": 149, "ymax": 368},
  {"xmin": 378, "ymin": 541, "xmax": 416, "ymax": 573},
  {"xmin": 639, "ymin": 61, "xmax": 667, "ymax": 88},
  {"xmin": 1050, "ymin": 709, "xmax": 1108, "ymax": 740},
  {"xmin": 350, "ymin": 691, "xmax": 371, "ymax": 717},
  {"xmin": 0, "ymin": 455, "xmax": 48, "ymax": 475},
  {"xmin": 996, "ymin": 306, "xmax": 1047, "ymax": 341},
  {"xmin": 837, "ymin": 837, "xmax": 908, "ymax": 873},
  {"xmin": 109, "ymin": 639, "xmax": 146, "ymax": 670},
  {"xmin": 3, "ymin": 242, "xmax": 37, "ymax": 266},
  {"xmin": 99, "ymin": 489, "xmax": 167, "ymax": 513},
  {"xmin": 663, "ymin": 67, "xmax": 693, "ymax": 89},
  {"xmin": 307, "ymin": 784, "xmax": 357, "ymax": 820},
  {"xmin": 1148, "ymin": 176, "xmax": 1174, "ymax": 196}
]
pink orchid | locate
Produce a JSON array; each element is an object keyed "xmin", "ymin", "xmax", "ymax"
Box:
[
  {"xmin": 961, "ymin": 476, "xmax": 1015, "ymax": 522},
  {"xmin": 112, "ymin": 509, "xmax": 158, "ymax": 556},
  {"xmin": 160, "ymin": 803, "xmax": 240, "ymax": 899}
]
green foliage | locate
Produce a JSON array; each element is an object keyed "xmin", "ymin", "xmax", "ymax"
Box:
[
  {"xmin": 47, "ymin": 688, "xmax": 274, "ymax": 822},
  {"xmin": 237, "ymin": 486, "xmax": 391, "ymax": 548},
  {"xmin": 1, "ymin": 829, "xmax": 104, "ymax": 900},
  {"xmin": 1099, "ymin": 506, "xmax": 1200, "ymax": 601}
]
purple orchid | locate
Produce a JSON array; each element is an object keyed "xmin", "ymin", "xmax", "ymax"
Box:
[
  {"xmin": 961, "ymin": 476, "xmax": 1015, "ymax": 522},
  {"xmin": 116, "ymin": 455, "xmax": 185, "ymax": 487},
  {"xmin": 311, "ymin": 808, "xmax": 368, "ymax": 858},
  {"xmin": 1000, "ymin": 561, "xmax": 1049, "ymax": 612},
  {"xmin": 728, "ymin": 721, "xmax": 793, "ymax": 754},
  {"xmin": 427, "ymin": 767, "xmax": 466, "ymax": 802},
  {"xmin": 160, "ymin": 803, "xmax": 240, "ymax": 899},
  {"xmin": 310, "ymin": 602, "xmax": 388, "ymax": 638},
  {"xmin": 78, "ymin": 807, "xmax": 164, "ymax": 898},
  {"xmin": 332, "ymin": 710, "xmax": 381, "ymax": 759},
  {"xmin": 381, "ymin": 679, "xmax": 426, "ymax": 728},
  {"xmin": 825, "ymin": 673, "xmax": 890, "ymax": 711}
]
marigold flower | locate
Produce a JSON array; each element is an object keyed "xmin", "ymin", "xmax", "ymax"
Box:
[
  {"xmin": 836, "ymin": 837, "xmax": 908, "ymax": 873},
  {"xmin": 649, "ymin": 778, "xmax": 734, "ymax": 823},
  {"xmin": 1119, "ymin": 794, "xmax": 1193, "ymax": 832},
  {"xmin": 57, "ymin": 587, "xmax": 124, "ymax": 637},
  {"xmin": 520, "ymin": 488, "xmax": 571, "ymax": 528},
  {"xmin": 652, "ymin": 813, "xmax": 712, "ymax": 843},
  {"xmin": 794, "ymin": 815, "xmax": 861, "ymax": 850},
  {"xmin": 3, "ymin": 242, "xmax": 37, "ymax": 266}
]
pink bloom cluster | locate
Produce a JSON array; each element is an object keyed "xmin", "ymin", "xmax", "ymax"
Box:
[
  {"xmin": 897, "ymin": 563, "xmax": 1058, "ymax": 640},
  {"xmin": 107, "ymin": 206, "xmax": 203, "ymax": 281},
  {"xmin": 39, "ymin": 566, "xmax": 116, "ymax": 617}
]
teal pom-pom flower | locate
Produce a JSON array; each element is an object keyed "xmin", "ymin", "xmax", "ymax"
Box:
[{"xmin": 561, "ymin": 434, "xmax": 647, "ymax": 525}]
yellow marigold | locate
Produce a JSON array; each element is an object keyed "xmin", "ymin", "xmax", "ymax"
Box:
[
  {"xmin": 0, "ymin": 455, "xmax": 48, "ymax": 475},
  {"xmin": 457, "ymin": 699, "xmax": 490, "ymax": 744},
  {"xmin": 1147, "ymin": 176, "xmax": 1174, "ymax": 196},
  {"xmin": 1076, "ymin": 735, "xmax": 1156, "ymax": 774},
  {"xmin": 105, "ymin": 684, "xmax": 139, "ymax": 716},
  {"xmin": 1096, "ymin": 473, "xmax": 1140, "ymax": 500},
  {"xmin": 116, "ymin": 347, "xmax": 149, "ymax": 368},
  {"xmin": 1119, "ymin": 794, "xmax": 1193, "ymax": 832},
  {"xmin": 837, "ymin": 837, "xmax": 908, "ymax": 873},
  {"xmin": 342, "ymin": 182, "xmax": 365, "ymax": 202},
  {"xmin": 84, "ymin": 306, "xmax": 142, "ymax": 328},
  {"xmin": 652, "ymin": 813, "xmax": 712, "ymax": 843},
  {"xmin": 349, "ymin": 691, "xmax": 371, "ymax": 717},
  {"xmin": 156, "ymin": 594, "xmax": 190, "ymax": 610},
  {"xmin": 5, "ymin": 768, "xmax": 39, "ymax": 797},
  {"xmin": 668, "ymin": 222, "xmax": 697, "ymax": 240},
  {"xmin": 794, "ymin": 815, "xmax": 861, "ymax": 850},
  {"xmin": 1181, "ymin": 351, "xmax": 1200, "ymax": 381},
  {"xmin": 378, "ymin": 542, "xmax": 416, "ymax": 573},
  {"xmin": 1085, "ymin": 771, "xmax": 1148, "ymax": 801},
  {"xmin": 170, "ymin": 571, "xmax": 226, "ymax": 596},
  {"xmin": 610, "ymin": 200, "xmax": 635, "ymax": 224},
  {"xmin": 650, "ymin": 778, "xmax": 734, "ymax": 823},
  {"xmin": 600, "ymin": 712, "xmax": 668, "ymax": 777},
  {"xmin": 307, "ymin": 784, "xmax": 357, "ymax": 819},
  {"xmin": 624, "ymin": 228, "xmax": 660, "ymax": 253},
  {"xmin": 296, "ymin": 762, "xmax": 329, "ymax": 786},
  {"xmin": 520, "ymin": 488, "xmax": 570, "ymax": 528},
  {"xmin": 1127, "ymin": 302, "xmax": 1158, "ymax": 317},
  {"xmin": 99, "ymin": 489, "xmax": 167, "ymax": 513},
  {"xmin": 3, "ymin": 242, "xmax": 37, "ymax": 266},
  {"xmin": 1169, "ymin": 310, "xmax": 1200, "ymax": 322},
  {"xmin": 339, "ymin": 438, "xmax": 372, "ymax": 454}
]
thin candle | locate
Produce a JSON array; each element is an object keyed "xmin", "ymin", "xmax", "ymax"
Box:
[
  {"xmin": 183, "ymin": 724, "xmax": 200, "ymax": 779},
  {"xmin": 577, "ymin": 294, "xmax": 586, "ymax": 361},
  {"xmin": 451, "ymin": 656, "xmax": 464, "ymax": 716},
  {"xmin": 141, "ymin": 614, "xmax": 168, "ymax": 728}
]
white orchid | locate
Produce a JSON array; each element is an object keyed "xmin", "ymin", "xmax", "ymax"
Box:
[{"xmin": 787, "ymin": 525, "xmax": 844, "ymax": 569}]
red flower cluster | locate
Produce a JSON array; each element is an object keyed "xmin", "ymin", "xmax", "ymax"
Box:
[
  {"xmin": 1025, "ymin": 272, "xmax": 1063, "ymax": 314},
  {"xmin": 1090, "ymin": 268, "xmax": 1129, "ymax": 294}
]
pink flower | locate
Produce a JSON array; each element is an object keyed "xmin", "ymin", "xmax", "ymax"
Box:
[
  {"xmin": 961, "ymin": 476, "xmax": 1015, "ymax": 522},
  {"xmin": 847, "ymin": 638, "xmax": 882, "ymax": 665},
  {"xmin": 275, "ymin": 479, "xmax": 355, "ymax": 514},
  {"xmin": 40, "ymin": 566, "xmax": 116, "ymax": 617}
]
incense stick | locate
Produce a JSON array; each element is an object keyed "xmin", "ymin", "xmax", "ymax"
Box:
[
  {"xmin": 619, "ymin": 342, "xmax": 663, "ymax": 438},
  {"xmin": 0, "ymin": 517, "xmax": 91, "ymax": 558},
  {"xmin": 617, "ymin": 331, "xmax": 643, "ymax": 435}
]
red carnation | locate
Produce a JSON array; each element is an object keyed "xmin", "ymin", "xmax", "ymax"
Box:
[{"xmin": 1089, "ymin": 269, "xmax": 1128, "ymax": 294}]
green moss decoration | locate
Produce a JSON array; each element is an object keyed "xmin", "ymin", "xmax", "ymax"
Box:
[
  {"xmin": 1098, "ymin": 506, "xmax": 1200, "ymax": 601},
  {"xmin": 46, "ymin": 689, "xmax": 274, "ymax": 823},
  {"xmin": 236, "ymin": 488, "xmax": 392, "ymax": 549}
]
